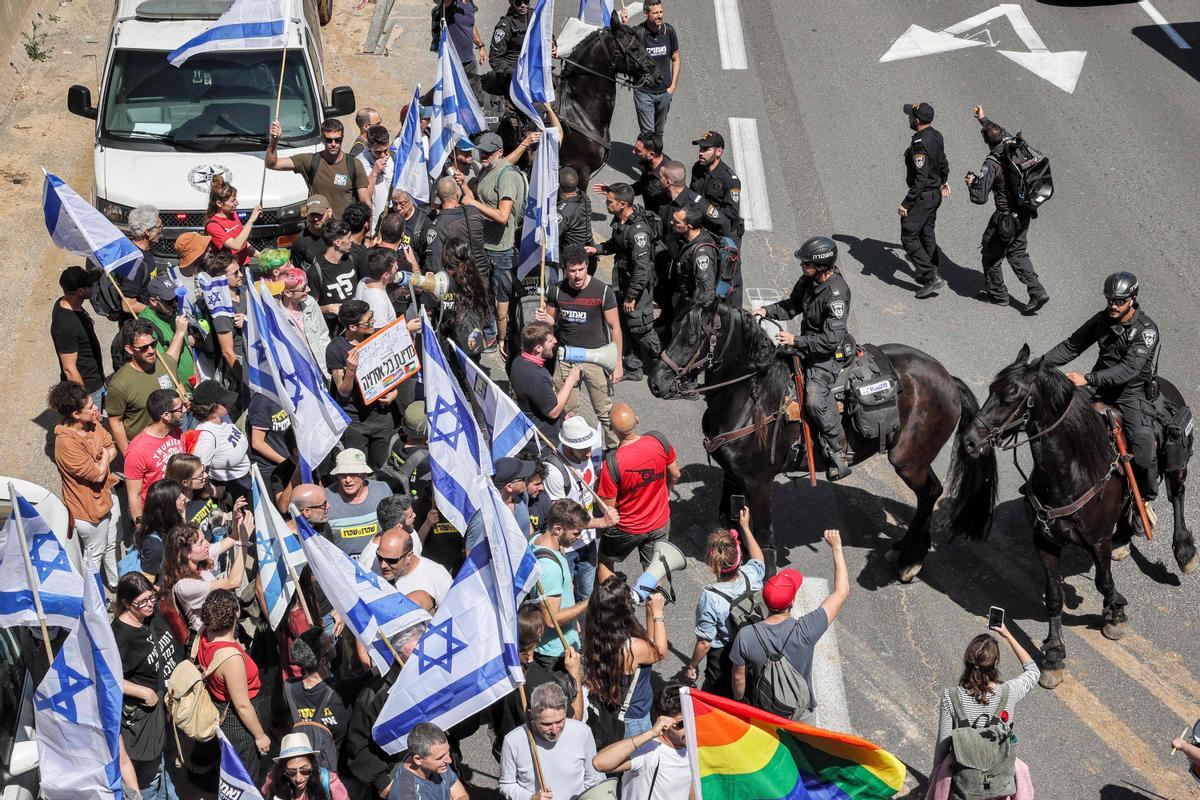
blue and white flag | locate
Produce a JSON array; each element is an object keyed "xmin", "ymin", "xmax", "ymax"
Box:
[
  {"xmin": 510, "ymin": 0, "xmax": 556, "ymax": 126},
  {"xmin": 245, "ymin": 277, "xmax": 349, "ymax": 477},
  {"xmin": 218, "ymin": 729, "xmax": 265, "ymax": 800},
  {"xmin": 33, "ymin": 563, "xmax": 123, "ymax": 800},
  {"xmin": 516, "ymin": 126, "xmax": 560, "ymax": 279},
  {"xmin": 197, "ymin": 272, "xmax": 235, "ymax": 319},
  {"xmin": 391, "ymin": 86, "xmax": 430, "ymax": 205},
  {"xmin": 579, "ymin": 0, "xmax": 614, "ymax": 26},
  {"xmin": 476, "ymin": 476, "xmax": 540, "ymax": 683},
  {"xmin": 294, "ymin": 513, "xmax": 430, "ymax": 674},
  {"xmin": 428, "ymin": 25, "xmax": 486, "ymax": 177},
  {"xmin": 421, "ymin": 312, "xmax": 492, "ymax": 534},
  {"xmin": 251, "ymin": 464, "xmax": 306, "ymax": 630},
  {"xmin": 450, "ymin": 340, "xmax": 538, "ymax": 459},
  {"xmin": 42, "ymin": 170, "xmax": 142, "ymax": 279},
  {"xmin": 0, "ymin": 493, "xmax": 84, "ymax": 630},
  {"xmin": 168, "ymin": 0, "xmax": 287, "ymax": 67}
]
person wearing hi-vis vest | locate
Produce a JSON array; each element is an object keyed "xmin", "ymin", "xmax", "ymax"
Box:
[{"xmin": 325, "ymin": 449, "xmax": 392, "ymax": 559}]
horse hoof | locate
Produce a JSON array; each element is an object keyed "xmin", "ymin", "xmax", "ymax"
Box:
[
  {"xmin": 883, "ymin": 547, "xmax": 901, "ymax": 564},
  {"xmin": 1178, "ymin": 552, "xmax": 1199, "ymax": 575},
  {"xmin": 1039, "ymin": 668, "xmax": 1065, "ymax": 690},
  {"xmin": 1102, "ymin": 621, "xmax": 1127, "ymax": 641},
  {"xmin": 898, "ymin": 561, "xmax": 924, "ymax": 584},
  {"xmin": 1111, "ymin": 542, "xmax": 1131, "ymax": 561}
]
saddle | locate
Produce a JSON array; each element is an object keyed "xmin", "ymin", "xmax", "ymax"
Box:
[{"xmin": 1091, "ymin": 394, "xmax": 1194, "ymax": 474}]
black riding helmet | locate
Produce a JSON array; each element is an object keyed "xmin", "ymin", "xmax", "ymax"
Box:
[
  {"xmin": 794, "ymin": 236, "xmax": 838, "ymax": 270},
  {"xmin": 1103, "ymin": 271, "xmax": 1139, "ymax": 302}
]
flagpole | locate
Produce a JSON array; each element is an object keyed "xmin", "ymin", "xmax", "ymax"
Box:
[
  {"xmin": 9, "ymin": 483, "xmax": 55, "ymax": 666},
  {"xmin": 529, "ymin": 426, "xmax": 615, "ymax": 518},
  {"xmin": 110, "ymin": 271, "xmax": 190, "ymax": 397},
  {"xmin": 266, "ymin": 475, "xmax": 315, "ymax": 627},
  {"xmin": 377, "ymin": 630, "xmax": 405, "ymax": 666},
  {"xmin": 538, "ymin": 224, "xmax": 547, "ymax": 309},
  {"xmin": 535, "ymin": 584, "xmax": 570, "ymax": 651},
  {"xmin": 260, "ymin": 45, "xmax": 289, "ymax": 206},
  {"xmin": 517, "ymin": 683, "xmax": 549, "ymax": 791}
]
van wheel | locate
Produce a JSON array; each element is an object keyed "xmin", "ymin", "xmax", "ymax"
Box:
[{"xmin": 318, "ymin": 0, "xmax": 333, "ymax": 25}]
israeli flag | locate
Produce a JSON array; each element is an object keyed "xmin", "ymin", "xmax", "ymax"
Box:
[
  {"xmin": 245, "ymin": 276, "xmax": 349, "ymax": 478},
  {"xmin": 197, "ymin": 272, "xmax": 236, "ymax": 319},
  {"xmin": 33, "ymin": 564, "xmax": 123, "ymax": 800},
  {"xmin": 579, "ymin": 0, "xmax": 614, "ymax": 26},
  {"xmin": 450, "ymin": 340, "xmax": 538, "ymax": 460},
  {"xmin": 510, "ymin": 0, "xmax": 556, "ymax": 126},
  {"xmin": 251, "ymin": 465, "xmax": 306, "ymax": 630},
  {"xmin": 41, "ymin": 170, "xmax": 142, "ymax": 279},
  {"xmin": 168, "ymin": 0, "xmax": 287, "ymax": 67},
  {"xmin": 428, "ymin": 24, "xmax": 486, "ymax": 177},
  {"xmin": 0, "ymin": 493, "xmax": 84, "ymax": 630},
  {"xmin": 218, "ymin": 729, "xmax": 266, "ymax": 800},
  {"xmin": 476, "ymin": 476, "xmax": 540, "ymax": 680},
  {"xmin": 391, "ymin": 85, "xmax": 430, "ymax": 205},
  {"xmin": 420, "ymin": 312, "xmax": 493, "ymax": 534},
  {"xmin": 516, "ymin": 126, "xmax": 560, "ymax": 279},
  {"xmin": 293, "ymin": 513, "xmax": 431, "ymax": 674}
]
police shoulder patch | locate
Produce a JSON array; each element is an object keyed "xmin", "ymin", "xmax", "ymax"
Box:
[
  {"xmin": 830, "ymin": 300, "xmax": 845, "ymax": 319},
  {"xmin": 706, "ymin": 205, "xmax": 719, "ymax": 219},
  {"xmin": 426, "ymin": 228, "xmax": 437, "ymax": 243},
  {"xmin": 696, "ymin": 254, "xmax": 711, "ymax": 271},
  {"xmin": 634, "ymin": 232, "xmax": 649, "ymax": 249},
  {"xmin": 912, "ymin": 153, "xmax": 927, "ymax": 169},
  {"xmin": 729, "ymin": 189, "xmax": 741, "ymax": 204},
  {"xmin": 493, "ymin": 28, "xmax": 505, "ymax": 42},
  {"xmin": 1142, "ymin": 328, "xmax": 1157, "ymax": 347}
]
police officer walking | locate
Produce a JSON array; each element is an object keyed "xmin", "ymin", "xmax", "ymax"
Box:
[
  {"xmin": 690, "ymin": 131, "xmax": 744, "ymax": 243},
  {"xmin": 966, "ymin": 105, "xmax": 1050, "ymax": 315},
  {"xmin": 752, "ymin": 237, "xmax": 854, "ymax": 481},
  {"xmin": 586, "ymin": 183, "xmax": 659, "ymax": 381},
  {"xmin": 1040, "ymin": 272, "xmax": 1161, "ymax": 511},
  {"xmin": 898, "ymin": 102, "xmax": 950, "ymax": 299}
]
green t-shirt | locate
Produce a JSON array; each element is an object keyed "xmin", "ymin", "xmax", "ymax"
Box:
[
  {"xmin": 476, "ymin": 162, "xmax": 528, "ymax": 252},
  {"xmin": 105, "ymin": 354, "xmax": 180, "ymax": 441},
  {"xmin": 291, "ymin": 152, "xmax": 368, "ymax": 218},
  {"xmin": 138, "ymin": 308, "xmax": 196, "ymax": 387},
  {"xmin": 531, "ymin": 538, "xmax": 580, "ymax": 658}
]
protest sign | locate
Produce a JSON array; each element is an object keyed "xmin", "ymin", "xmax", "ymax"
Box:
[{"xmin": 354, "ymin": 317, "xmax": 420, "ymax": 404}]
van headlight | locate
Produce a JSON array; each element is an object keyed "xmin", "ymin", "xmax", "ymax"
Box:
[
  {"xmin": 277, "ymin": 201, "xmax": 304, "ymax": 222},
  {"xmin": 99, "ymin": 200, "xmax": 132, "ymax": 224}
]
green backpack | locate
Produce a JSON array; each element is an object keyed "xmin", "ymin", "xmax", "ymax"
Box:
[{"xmin": 948, "ymin": 685, "xmax": 1017, "ymax": 800}]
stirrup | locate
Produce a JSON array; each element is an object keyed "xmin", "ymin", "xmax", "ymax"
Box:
[{"xmin": 826, "ymin": 451, "xmax": 852, "ymax": 482}]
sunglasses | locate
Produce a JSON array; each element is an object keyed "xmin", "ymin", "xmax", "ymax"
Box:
[
  {"xmin": 130, "ymin": 341, "xmax": 157, "ymax": 352},
  {"xmin": 378, "ymin": 553, "xmax": 410, "ymax": 565},
  {"xmin": 284, "ymin": 766, "xmax": 313, "ymax": 778},
  {"xmin": 671, "ymin": 720, "xmax": 686, "ymax": 731},
  {"xmin": 302, "ymin": 501, "xmax": 330, "ymax": 511},
  {"xmin": 323, "ymin": 136, "xmax": 343, "ymax": 144}
]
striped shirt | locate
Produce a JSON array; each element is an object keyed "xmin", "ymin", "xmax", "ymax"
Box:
[{"xmin": 933, "ymin": 660, "xmax": 1040, "ymax": 768}]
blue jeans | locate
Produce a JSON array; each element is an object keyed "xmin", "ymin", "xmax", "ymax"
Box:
[
  {"xmin": 90, "ymin": 386, "xmax": 107, "ymax": 417},
  {"xmin": 624, "ymin": 714, "xmax": 651, "ymax": 737},
  {"xmin": 141, "ymin": 754, "xmax": 179, "ymax": 800},
  {"xmin": 563, "ymin": 540, "xmax": 598, "ymax": 600},
  {"xmin": 633, "ymin": 90, "xmax": 672, "ymax": 136}
]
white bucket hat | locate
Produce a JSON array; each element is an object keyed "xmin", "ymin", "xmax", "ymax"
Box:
[
  {"xmin": 559, "ymin": 416, "xmax": 600, "ymax": 450},
  {"xmin": 274, "ymin": 732, "xmax": 318, "ymax": 762}
]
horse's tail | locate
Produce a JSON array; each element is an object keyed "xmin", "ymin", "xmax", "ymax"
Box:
[{"xmin": 944, "ymin": 376, "xmax": 998, "ymax": 542}]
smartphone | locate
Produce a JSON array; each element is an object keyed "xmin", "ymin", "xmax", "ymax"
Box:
[
  {"xmin": 730, "ymin": 495, "xmax": 746, "ymax": 518},
  {"xmin": 987, "ymin": 606, "xmax": 1005, "ymax": 630}
]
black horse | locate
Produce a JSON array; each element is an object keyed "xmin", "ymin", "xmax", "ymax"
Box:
[
  {"xmin": 647, "ymin": 302, "xmax": 998, "ymax": 576},
  {"xmin": 961, "ymin": 344, "xmax": 1196, "ymax": 689},
  {"xmin": 496, "ymin": 18, "xmax": 659, "ymax": 179}
]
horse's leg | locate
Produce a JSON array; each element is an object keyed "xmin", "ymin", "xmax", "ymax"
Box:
[
  {"xmin": 745, "ymin": 471, "xmax": 777, "ymax": 576},
  {"xmin": 1036, "ymin": 541, "xmax": 1068, "ymax": 689},
  {"xmin": 1090, "ymin": 534, "xmax": 1129, "ymax": 640},
  {"xmin": 1167, "ymin": 467, "xmax": 1198, "ymax": 574},
  {"xmin": 891, "ymin": 463, "xmax": 943, "ymax": 584}
]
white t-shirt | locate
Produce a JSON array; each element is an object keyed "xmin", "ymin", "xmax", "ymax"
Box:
[
  {"xmin": 354, "ymin": 279, "xmax": 396, "ymax": 326},
  {"xmin": 543, "ymin": 452, "xmax": 598, "ymax": 552},
  {"xmin": 192, "ymin": 420, "xmax": 250, "ymax": 480},
  {"xmin": 358, "ymin": 529, "xmax": 423, "ymax": 569},
  {"xmin": 387, "ymin": 556, "xmax": 453, "ymax": 608},
  {"xmin": 621, "ymin": 739, "xmax": 691, "ymax": 800},
  {"xmin": 357, "ymin": 147, "xmax": 392, "ymax": 233}
]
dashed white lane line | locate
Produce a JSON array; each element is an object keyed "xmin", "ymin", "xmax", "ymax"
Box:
[
  {"xmin": 727, "ymin": 117, "xmax": 773, "ymax": 232},
  {"xmin": 793, "ymin": 577, "xmax": 853, "ymax": 734},
  {"xmin": 1138, "ymin": 0, "xmax": 1192, "ymax": 49},
  {"xmin": 713, "ymin": 0, "xmax": 748, "ymax": 70}
]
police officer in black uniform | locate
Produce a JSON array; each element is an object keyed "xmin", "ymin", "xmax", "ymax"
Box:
[
  {"xmin": 966, "ymin": 104, "xmax": 1050, "ymax": 315},
  {"xmin": 752, "ymin": 236, "xmax": 853, "ymax": 481},
  {"xmin": 632, "ymin": 131, "xmax": 672, "ymax": 219},
  {"xmin": 481, "ymin": 0, "xmax": 529, "ymax": 98},
  {"xmin": 898, "ymin": 102, "xmax": 950, "ymax": 299},
  {"xmin": 1040, "ymin": 272, "xmax": 1161, "ymax": 505},
  {"xmin": 557, "ymin": 166, "xmax": 594, "ymax": 254},
  {"xmin": 689, "ymin": 131, "xmax": 744, "ymax": 243},
  {"xmin": 667, "ymin": 202, "xmax": 719, "ymax": 318},
  {"xmin": 586, "ymin": 182, "xmax": 659, "ymax": 381}
]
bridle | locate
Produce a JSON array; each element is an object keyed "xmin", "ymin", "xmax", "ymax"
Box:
[
  {"xmin": 977, "ymin": 383, "xmax": 1074, "ymax": 451},
  {"xmin": 557, "ymin": 27, "xmax": 652, "ymax": 90},
  {"xmin": 658, "ymin": 309, "xmax": 754, "ymax": 398}
]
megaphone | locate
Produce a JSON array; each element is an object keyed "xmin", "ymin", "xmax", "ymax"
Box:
[
  {"xmin": 395, "ymin": 270, "xmax": 451, "ymax": 300},
  {"xmin": 631, "ymin": 541, "xmax": 688, "ymax": 605},
  {"xmin": 557, "ymin": 342, "xmax": 618, "ymax": 372}
]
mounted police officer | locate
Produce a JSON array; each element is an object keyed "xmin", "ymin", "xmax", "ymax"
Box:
[
  {"xmin": 752, "ymin": 236, "xmax": 853, "ymax": 481},
  {"xmin": 1041, "ymin": 272, "xmax": 1161, "ymax": 507},
  {"xmin": 481, "ymin": 0, "xmax": 529, "ymax": 98},
  {"xmin": 689, "ymin": 130, "xmax": 744, "ymax": 243}
]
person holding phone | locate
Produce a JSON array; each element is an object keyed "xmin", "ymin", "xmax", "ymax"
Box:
[{"xmin": 686, "ymin": 505, "xmax": 765, "ymax": 696}]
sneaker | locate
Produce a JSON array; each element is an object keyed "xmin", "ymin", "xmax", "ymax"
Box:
[
  {"xmin": 914, "ymin": 276, "xmax": 946, "ymax": 299},
  {"xmin": 1022, "ymin": 294, "xmax": 1050, "ymax": 315},
  {"xmin": 974, "ymin": 289, "xmax": 1008, "ymax": 305}
]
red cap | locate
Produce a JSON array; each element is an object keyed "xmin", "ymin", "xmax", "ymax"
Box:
[{"xmin": 762, "ymin": 568, "xmax": 804, "ymax": 610}]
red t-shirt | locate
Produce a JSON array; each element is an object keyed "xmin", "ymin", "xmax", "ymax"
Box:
[
  {"xmin": 124, "ymin": 429, "xmax": 182, "ymax": 504},
  {"xmin": 205, "ymin": 213, "xmax": 251, "ymax": 266},
  {"xmin": 597, "ymin": 433, "xmax": 675, "ymax": 534},
  {"xmin": 196, "ymin": 637, "xmax": 261, "ymax": 702}
]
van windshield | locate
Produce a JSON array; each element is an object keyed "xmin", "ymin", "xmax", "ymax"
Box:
[{"xmin": 101, "ymin": 49, "xmax": 319, "ymax": 150}]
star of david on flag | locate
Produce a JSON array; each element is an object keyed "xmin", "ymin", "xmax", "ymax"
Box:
[
  {"xmin": 428, "ymin": 23, "xmax": 486, "ymax": 177},
  {"xmin": 0, "ymin": 492, "xmax": 83, "ymax": 630},
  {"xmin": 414, "ymin": 618, "xmax": 469, "ymax": 674},
  {"xmin": 251, "ymin": 464, "xmax": 307, "ymax": 630},
  {"xmin": 450, "ymin": 338, "xmax": 538, "ymax": 460}
]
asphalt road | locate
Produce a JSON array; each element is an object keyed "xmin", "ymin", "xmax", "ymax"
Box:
[{"xmin": 458, "ymin": 1, "xmax": 1200, "ymax": 798}]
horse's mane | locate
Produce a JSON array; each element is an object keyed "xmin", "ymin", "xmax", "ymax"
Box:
[{"xmin": 726, "ymin": 306, "xmax": 794, "ymax": 419}]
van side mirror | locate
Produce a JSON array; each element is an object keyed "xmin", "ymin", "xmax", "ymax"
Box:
[
  {"xmin": 67, "ymin": 85, "xmax": 97, "ymax": 120},
  {"xmin": 323, "ymin": 86, "xmax": 356, "ymax": 119},
  {"xmin": 8, "ymin": 740, "xmax": 38, "ymax": 776}
]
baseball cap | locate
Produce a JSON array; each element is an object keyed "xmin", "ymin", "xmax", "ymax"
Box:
[
  {"xmin": 191, "ymin": 379, "xmax": 239, "ymax": 409},
  {"xmin": 146, "ymin": 274, "xmax": 181, "ymax": 303},
  {"xmin": 476, "ymin": 132, "xmax": 505, "ymax": 154},
  {"xmin": 762, "ymin": 568, "xmax": 804, "ymax": 610},
  {"xmin": 304, "ymin": 194, "xmax": 331, "ymax": 216},
  {"xmin": 174, "ymin": 231, "xmax": 211, "ymax": 269},
  {"xmin": 559, "ymin": 416, "xmax": 600, "ymax": 450},
  {"xmin": 455, "ymin": 137, "xmax": 477, "ymax": 152},
  {"xmin": 903, "ymin": 102, "xmax": 934, "ymax": 123},
  {"xmin": 401, "ymin": 401, "xmax": 428, "ymax": 438},
  {"xmin": 493, "ymin": 457, "xmax": 536, "ymax": 485},
  {"xmin": 692, "ymin": 131, "xmax": 725, "ymax": 149},
  {"xmin": 59, "ymin": 266, "xmax": 102, "ymax": 293}
]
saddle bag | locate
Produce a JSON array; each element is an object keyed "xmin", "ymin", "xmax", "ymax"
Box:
[
  {"xmin": 845, "ymin": 345, "xmax": 901, "ymax": 452},
  {"xmin": 1161, "ymin": 404, "xmax": 1194, "ymax": 473}
]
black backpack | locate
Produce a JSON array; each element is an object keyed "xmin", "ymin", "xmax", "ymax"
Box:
[
  {"xmin": 91, "ymin": 271, "xmax": 128, "ymax": 322},
  {"xmin": 283, "ymin": 681, "xmax": 340, "ymax": 770},
  {"xmin": 997, "ymin": 133, "xmax": 1053, "ymax": 215},
  {"xmin": 603, "ymin": 431, "xmax": 671, "ymax": 487}
]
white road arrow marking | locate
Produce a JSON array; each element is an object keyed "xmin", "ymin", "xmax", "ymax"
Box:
[{"xmin": 880, "ymin": 4, "xmax": 1087, "ymax": 94}]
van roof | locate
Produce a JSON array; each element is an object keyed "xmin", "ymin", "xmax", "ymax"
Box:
[{"xmin": 113, "ymin": 0, "xmax": 313, "ymax": 50}]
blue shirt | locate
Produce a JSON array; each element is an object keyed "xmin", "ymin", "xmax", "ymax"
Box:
[
  {"xmin": 463, "ymin": 497, "xmax": 531, "ymax": 551},
  {"xmin": 693, "ymin": 559, "xmax": 765, "ymax": 649},
  {"xmin": 390, "ymin": 763, "xmax": 459, "ymax": 800},
  {"xmin": 530, "ymin": 540, "xmax": 580, "ymax": 658}
]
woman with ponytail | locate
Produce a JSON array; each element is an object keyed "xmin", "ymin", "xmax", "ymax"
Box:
[
  {"xmin": 204, "ymin": 174, "xmax": 263, "ymax": 267},
  {"xmin": 686, "ymin": 506, "xmax": 765, "ymax": 696}
]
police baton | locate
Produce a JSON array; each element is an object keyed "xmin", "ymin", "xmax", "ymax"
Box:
[
  {"xmin": 791, "ymin": 356, "xmax": 817, "ymax": 488},
  {"xmin": 1107, "ymin": 410, "xmax": 1153, "ymax": 540}
]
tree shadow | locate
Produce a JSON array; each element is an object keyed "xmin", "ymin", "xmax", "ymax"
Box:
[
  {"xmin": 1132, "ymin": 23, "xmax": 1200, "ymax": 83},
  {"xmin": 833, "ymin": 233, "xmax": 984, "ymax": 299}
]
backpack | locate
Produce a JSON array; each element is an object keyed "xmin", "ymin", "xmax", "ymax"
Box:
[
  {"xmin": 703, "ymin": 572, "xmax": 768, "ymax": 645},
  {"xmin": 284, "ymin": 681, "xmax": 340, "ymax": 770},
  {"xmin": 164, "ymin": 647, "xmax": 239, "ymax": 747},
  {"xmin": 91, "ymin": 270, "xmax": 128, "ymax": 322},
  {"xmin": 995, "ymin": 133, "xmax": 1053, "ymax": 215},
  {"xmin": 714, "ymin": 236, "xmax": 741, "ymax": 299},
  {"xmin": 307, "ymin": 151, "xmax": 362, "ymax": 196},
  {"xmin": 947, "ymin": 684, "xmax": 1018, "ymax": 800},
  {"xmin": 603, "ymin": 431, "xmax": 671, "ymax": 487},
  {"xmin": 748, "ymin": 622, "xmax": 811, "ymax": 721},
  {"xmin": 117, "ymin": 532, "xmax": 162, "ymax": 577}
]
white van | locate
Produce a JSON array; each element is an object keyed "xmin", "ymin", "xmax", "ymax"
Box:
[{"xmin": 66, "ymin": 0, "xmax": 354, "ymax": 261}]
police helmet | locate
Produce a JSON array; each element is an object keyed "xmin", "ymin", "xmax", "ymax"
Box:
[
  {"xmin": 1103, "ymin": 271, "xmax": 1139, "ymax": 302},
  {"xmin": 794, "ymin": 236, "xmax": 838, "ymax": 270}
]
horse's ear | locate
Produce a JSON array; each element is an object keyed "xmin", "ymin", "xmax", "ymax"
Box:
[{"xmin": 1016, "ymin": 343, "xmax": 1031, "ymax": 364}]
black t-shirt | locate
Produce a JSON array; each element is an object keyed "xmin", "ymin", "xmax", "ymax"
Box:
[
  {"xmin": 209, "ymin": 289, "xmax": 247, "ymax": 365},
  {"xmin": 138, "ymin": 531, "xmax": 165, "ymax": 577},
  {"xmin": 292, "ymin": 228, "xmax": 326, "ymax": 270},
  {"xmin": 527, "ymin": 489, "xmax": 551, "ymax": 536},
  {"xmin": 348, "ymin": 241, "xmax": 370, "ymax": 281},
  {"xmin": 326, "ymin": 336, "xmax": 397, "ymax": 423},
  {"xmin": 509, "ymin": 355, "xmax": 560, "ymax": 440},
  {"xmin": 284, "ymin": 679, "xmax": 350, "ymax": 746},
  {"xmin": 247, "ymin": 392, "xmax": 295, "ymax": 467},
  {"xmin": 51, "ymin": 302, "xmax": 105, "ymax": 391},
  {"xmin": 112, "ymin": 614, "xmax": 181, "ymax": 693},
  {"xmin": 547, "ymin": 277, "xmax": 615, "ymax": 349},
  {"xmin": 307, "ymin": 253, "xmax": 358, "ymax": 311},
  {"xmin": 637, "ymin": 22, "xmax": 679, "ymax": 94}
]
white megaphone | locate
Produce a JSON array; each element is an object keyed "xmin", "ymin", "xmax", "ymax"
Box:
[
  {"xmin": 557, "ymin": 342, "xmax": 618, "ymax": 372},
  {"xmin": 395, "ymin": 270, "xmax": 451, "ymax": 300},
  {"xmin": 631, "ymin": 541, "xmax": 687, "ymax": 605}
]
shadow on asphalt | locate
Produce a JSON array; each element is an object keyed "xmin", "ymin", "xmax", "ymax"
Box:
[
  {"xmin": 1132, "ymin": 23, "xmax": 1200, "ymax": 83},
  {"xmin": 606, "ymin": 139, "xmax": 641, "ymax": 181},
  {"xmin": 1098, "ymin": 781, "xmax": 1178, "ymax": 800},
  {"xmin": 833, "ymin": 233, "xmax": 984, "ymax": 300}
]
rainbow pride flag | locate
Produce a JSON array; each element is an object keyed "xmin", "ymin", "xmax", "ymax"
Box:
[{"xmin": 681, "ymin": 687, "xmax": 906, "ymax": 799}]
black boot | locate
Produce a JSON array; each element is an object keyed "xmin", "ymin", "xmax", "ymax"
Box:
[{"xmin": 824, "ymin": 434, "xmax": 853, "ymax": 482}]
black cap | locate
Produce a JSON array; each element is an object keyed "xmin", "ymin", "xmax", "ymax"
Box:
[
  {"xmin": 692, "ymin": 131, "xmax": 725, "ymax": 149},
  {"xmin": 903, "ymin": 102, "xmax": 934, "ymax": 123},
  {"xmin": 493, "ymin": 457, "xmax": 536, "ymax": 485},
  {"xmin": 192, "ymin": 379, "xmax": 239, "ymax": 408},
  {"xmin": 59, "ymin": 266, "xmax": 102, "ymax": 293}
]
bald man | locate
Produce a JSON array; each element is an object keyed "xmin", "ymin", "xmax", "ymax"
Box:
[
  {"xmin": 287, "ymin": 483, "xmax": 347, "ymax": 643},
  {"xmin": 373, "ymin": 525, "xmax": 452, "ymax": 607},
  {"xmin": 290, "ymin": 483, "xmax": 330, "ymax": 532},
  {"xmin": 596, "ymin": 402, "xmax": 681, "ymax": 569}
]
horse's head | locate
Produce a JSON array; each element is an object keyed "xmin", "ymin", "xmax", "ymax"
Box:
[
  {"xmin": 606, "ymin": 16, "xmax": 662, "ymax": 89},
  {"xmin": 649, "ymin": 302, "xmax": 776, "ymax": 399},
  {"xmin": 962, "ymin": 343, "xmax": 1073, "ymax": 458}
]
